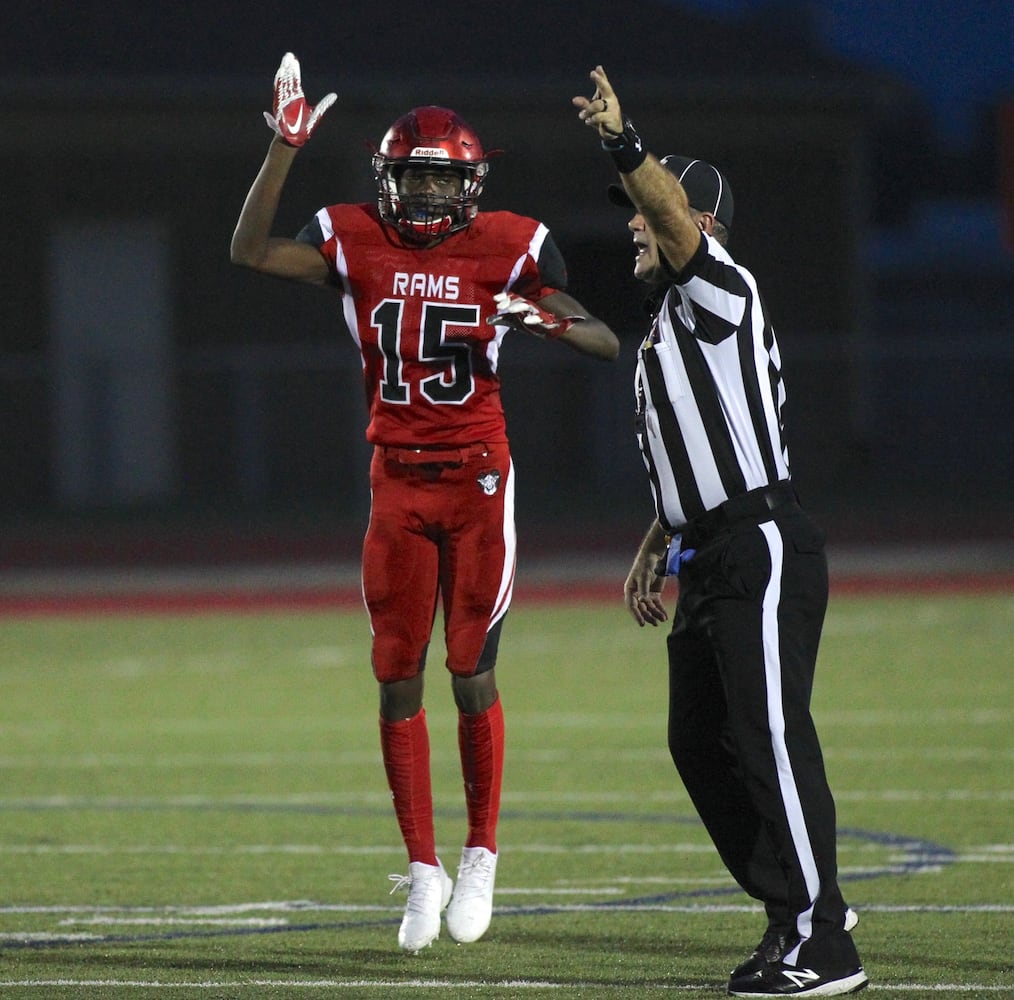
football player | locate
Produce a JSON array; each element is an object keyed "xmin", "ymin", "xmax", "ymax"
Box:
[{"xmin": 232, "ymin": 53, "xmax": 619, "ymax": 953}]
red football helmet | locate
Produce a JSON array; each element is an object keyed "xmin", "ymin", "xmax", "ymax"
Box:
[{"xmin": 373, "ymin": 106, "xmax": 489, "ymax": 243}]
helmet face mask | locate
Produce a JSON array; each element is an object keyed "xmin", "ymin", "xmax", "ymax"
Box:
[{"xmin": 373, "ymin": 106, "xmax": 489, "ymax": 244}]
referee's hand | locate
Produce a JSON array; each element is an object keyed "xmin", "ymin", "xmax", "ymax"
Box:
[
  {"xmin": 573, "ymin": 64, "xmax": 624, "ymax": 139},
  {"xmin": 624, "ymin": 570, "xmax": 669, "ymax": 628}
]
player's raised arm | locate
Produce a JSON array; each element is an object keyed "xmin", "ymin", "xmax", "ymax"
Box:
[{"xmin": 230, "ymin": 53, "xmax": 336, "ymax": 284}]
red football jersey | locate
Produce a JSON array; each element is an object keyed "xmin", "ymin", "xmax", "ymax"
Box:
[{"xmin": 302, "ymin": 203, "xmax": 564, "ymax": 446}]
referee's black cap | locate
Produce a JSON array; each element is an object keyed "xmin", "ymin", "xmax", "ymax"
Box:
[{"xmin": 607, "ymin": 155, "xmax": 734, "ymax": 229}]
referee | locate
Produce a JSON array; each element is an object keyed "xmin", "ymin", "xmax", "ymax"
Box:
[{"xmin": 574, "ymin": 67, "xmax": 867, "ymax": 998}]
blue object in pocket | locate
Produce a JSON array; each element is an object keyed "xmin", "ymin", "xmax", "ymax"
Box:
[{"xmin": 662, "ymin": 534, "xmax": 697, "ymax": 576}]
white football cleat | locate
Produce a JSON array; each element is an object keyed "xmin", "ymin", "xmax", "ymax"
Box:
[
  {"xmin": 388, "ymin": 859, "xmax": 453, "ymax": 953},
  {"xmin": 446, "ymin": 846, "xmax": 498, "ymax": 943}
]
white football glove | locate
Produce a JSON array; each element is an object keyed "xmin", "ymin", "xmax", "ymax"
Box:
[
  {"xmin": 263, "ymin": 52, "xmax": 337, "ymax": 147},
  {"xmin": 485, "ymin": 292, "xmax": 579, "ymax": 339}
]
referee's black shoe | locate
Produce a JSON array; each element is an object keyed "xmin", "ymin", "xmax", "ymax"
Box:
[
  {"xmin": 731, "ymin": 908, "xmax": 858, "ymax": 981},
  {"xmin": 727, "ymin": 961, "xmax": 868, "ymax": 997},
  {"xmin": 729, "ymin": 928, "xmax": 793, "ymax": 980}
]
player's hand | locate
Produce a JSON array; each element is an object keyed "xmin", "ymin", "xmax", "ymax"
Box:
[
  {"xmin": 572, "ymin": 65, "xmax": 624, "ymax": 139},
  {"xmin": 263, "ymin": 52, "xmax": 337, "ymax": 147},
  {"xmin": 485, "ymin": 292, "xmax": 577, "ymax": 339},
  {"xmin": 624, "ymin": 564, "xmax": 669, "ymax": 628}
]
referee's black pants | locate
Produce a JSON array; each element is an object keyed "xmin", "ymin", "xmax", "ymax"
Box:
[{"xmin": 667, "ymin": 502, "xmax": 860, "ymax": 972}]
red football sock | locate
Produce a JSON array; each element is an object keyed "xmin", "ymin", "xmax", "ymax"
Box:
[
  {"xmin": 379, "ymin": 709, "xmax": 437, "ymax": 866},
  {"xmin": 458, "ymin": 695, "xmax": 504, "ymax": 853}
]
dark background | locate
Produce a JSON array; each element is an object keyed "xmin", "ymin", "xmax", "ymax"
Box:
[{"xmin": 2, "ymin": 0, "xmax": 1012, "ymax": 569}]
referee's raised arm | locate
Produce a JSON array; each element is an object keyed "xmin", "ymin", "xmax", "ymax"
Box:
[{"xmin": 572, "ymin": 65, "xmax": 712, "ymax": 270}]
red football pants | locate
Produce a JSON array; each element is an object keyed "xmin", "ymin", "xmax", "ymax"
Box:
[{"xmin": 363, "ymin": 442, "xmax": 516, "ymax": 682}]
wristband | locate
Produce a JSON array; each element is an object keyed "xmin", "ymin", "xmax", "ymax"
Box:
[{"xmin": 602, "ymin": 117, "xmax": 647, "ymax": 174}]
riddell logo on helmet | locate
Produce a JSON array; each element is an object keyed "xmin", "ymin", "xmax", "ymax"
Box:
[{"xmin": 410, "ymin": 147, "xmax": 450, "ymax": 159}]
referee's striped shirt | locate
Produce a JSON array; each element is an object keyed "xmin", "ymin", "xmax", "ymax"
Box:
[{"xmin": 635, "ymin": 231, "xmax": 790, "ymax": 533}]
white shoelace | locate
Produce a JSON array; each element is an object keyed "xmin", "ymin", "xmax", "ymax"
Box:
[
  {"xmin": 387, "ymin": 873, "xmax": 411, "ymax": 895},
  {"xmin": 454, "ymin": 855, "xmax": 494, "ymax": 898},
  {"xmin": 388, "ymin": 869, "xmax": 444, "ymax": 914}
]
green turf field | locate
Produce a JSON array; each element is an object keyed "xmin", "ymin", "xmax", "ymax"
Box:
[{"xmin": 0, "ymin": 592, "xmax": 1009, "ymax": 998}]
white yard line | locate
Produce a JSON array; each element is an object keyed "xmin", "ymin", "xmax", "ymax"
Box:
[
  {"xmin": 0, "ymin": 842, "xmax": 1008, "ymax": 858},
  {"xmin": 0, "ymin": 745, "xmax": 1008, "ymax": 768},
  {"xmin": 2, "ymin": 902, "xmax": 1010, "ymax": 918},
  {"xmin": 0, "ymin": 978, "xmax": 1008, "ymax": 992},
  {"xmin": 0, "ymin": 789, "xmax": 1010, "ymax": 807}
]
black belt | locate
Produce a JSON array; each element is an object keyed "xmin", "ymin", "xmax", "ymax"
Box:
[{"xmin": 683, "ymin": 481, "xmax": 798, "ymax": 545}]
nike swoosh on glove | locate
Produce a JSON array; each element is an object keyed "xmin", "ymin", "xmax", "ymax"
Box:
[{"xmin": 263, "ymin": 52, "xmax": 337, "ymax": 147}]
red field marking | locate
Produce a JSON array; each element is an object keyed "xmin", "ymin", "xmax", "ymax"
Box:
[{"xmin": 0, "ymin": 574, "xmax": 1010, "ymax": 617}]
